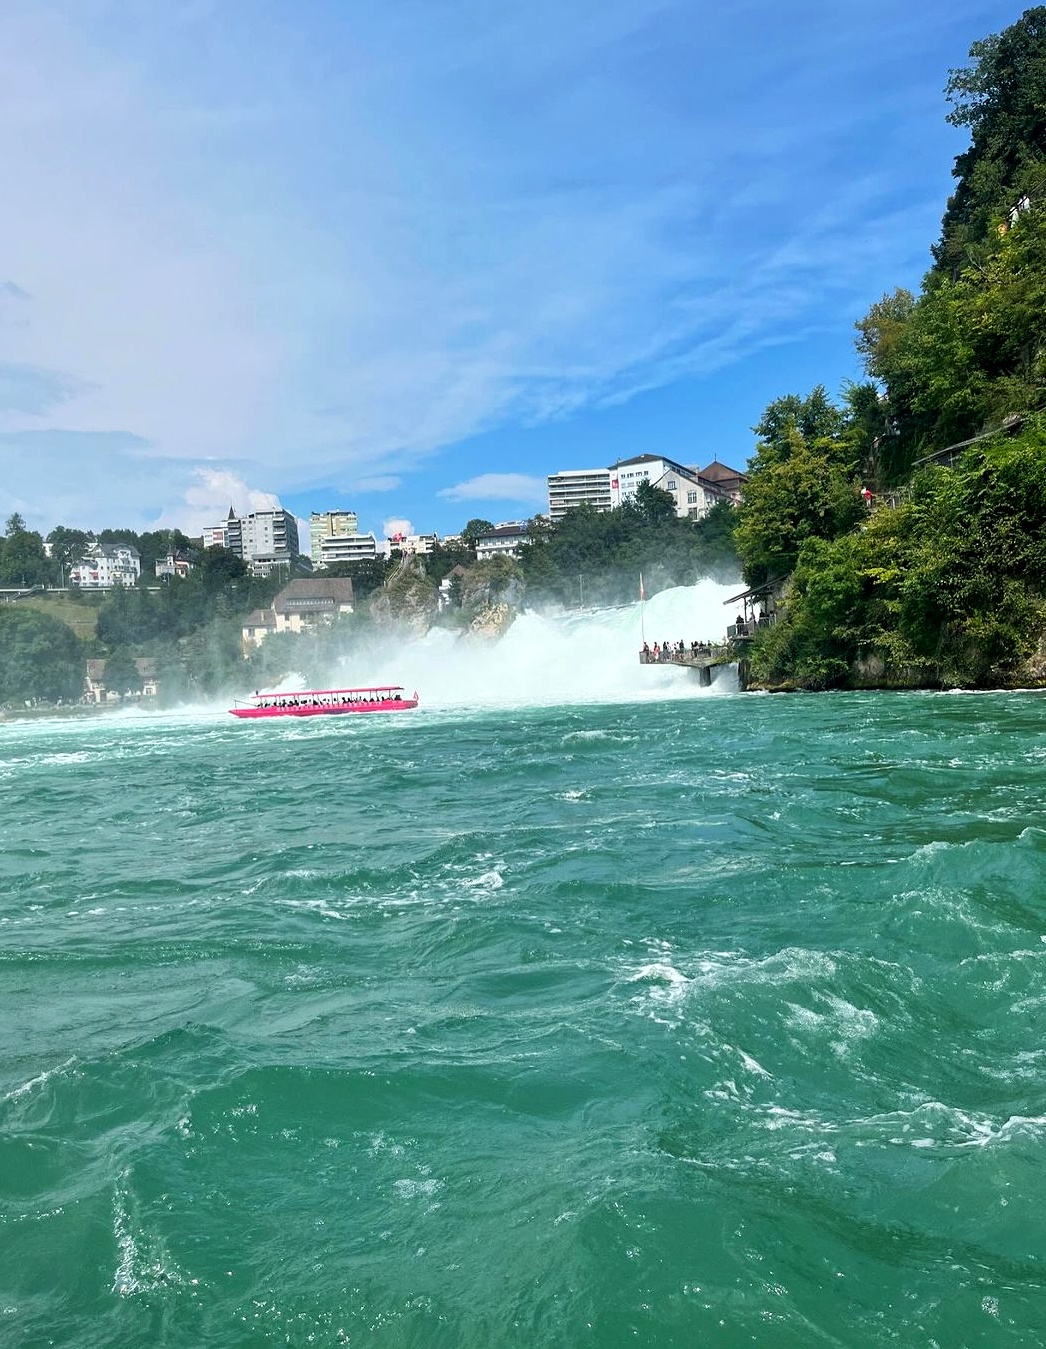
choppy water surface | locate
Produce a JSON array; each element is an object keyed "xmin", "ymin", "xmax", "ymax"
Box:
[{"xmin": 3, "ymin": 678, "xmax": 1046, "ymax": 1345}]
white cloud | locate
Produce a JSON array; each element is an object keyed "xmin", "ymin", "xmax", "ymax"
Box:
[
  {"xmin": 0, "ymin": 0, "xmax": 961, "ymax": 528},
  {"xmin": 382, "ymin": 517, "xmax": 413, "ymax": 539},
  {"xmin": 163, "ymin": 468, "xmax": 282, "ymax": 534},
  {"xmin": 438, "ymin": 473, "xmax": 547, "ymax": 505},
  {"xmin": 0, "ymin": 432, "xmax": 288, "ymax": 535}
]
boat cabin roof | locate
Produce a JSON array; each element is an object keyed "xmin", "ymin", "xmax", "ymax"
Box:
[{"xmin": 253, "ymin": 686, "xmax": 404, "ymax": 699}]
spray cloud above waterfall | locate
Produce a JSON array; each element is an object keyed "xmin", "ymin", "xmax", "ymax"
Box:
[{"xmin": 256, "ymin": 582, "xmax": 741, "ymax": 712}]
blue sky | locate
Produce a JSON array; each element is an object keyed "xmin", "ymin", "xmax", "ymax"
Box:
[{"xmin": 0, "ymin": 0, "xmax": 1025, "ymax": 539}]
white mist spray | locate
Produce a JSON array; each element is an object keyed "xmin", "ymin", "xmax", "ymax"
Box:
[{"xmin": 312, "ymin": 580, "xmax": 742, "ymax": 710}]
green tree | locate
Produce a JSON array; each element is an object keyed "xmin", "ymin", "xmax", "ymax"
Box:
[
  {"xmin": 0, "ymin": 607, "xmax": 84, "ymax": 704},
  {"xmin": 102, "ymin": 646, "xmax": 141, "ymax": 696},
  {"xmin": 628, "ymin": 481, "xmax": 677, "ymax": 528},
  {"xmin": 136, "ymin": 528, "xmax": 192, "ymax": 575},
  {"xmin": 194, "ymin": 545, "xmax": 248, "ymax": 593},
  {"xmin": 460, "ymin": 518, "xmax": 495, "ymax": 551},
  {"xmin": 734, "ymin": 445, "xmax": 865, "ymax": 587},
  {"xmin": 752, "ymin": 386, "xmax": 850, "ymax": 472},
  {"xmin": 936, "ymin": 7, "xmax": 1046, "ymax": 278},
  {"xmin": 0, "ymin": 514, "xmax": 51, "ymax": 587},
  {"xmin": 47, "ymin": 526, "xmax": 93, "ymax": 581}
]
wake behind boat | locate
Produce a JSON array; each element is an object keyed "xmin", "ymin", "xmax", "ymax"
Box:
[{"xmin": 228, "ymin": 686, "xmax": 419, "ymax": 719}]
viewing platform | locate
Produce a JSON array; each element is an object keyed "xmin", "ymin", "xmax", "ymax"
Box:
[{"xmin": 639, "ymin": 642, "xmax": 735, "ymax": 685}]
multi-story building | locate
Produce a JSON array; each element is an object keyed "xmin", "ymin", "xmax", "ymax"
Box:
[
  {"xmin": 649, "ymin": 459, "xmax": 747, "ymax": 519},
  {"xmin": 548, "ymin": 455, "xmax": 747, "ymax": 523},
  {"xmin": 476, "ymin": 522, "xmax": 530, "ymax": 561},
  {"xmin": 155, "ymin": 554, "xmax": 193, "ymax": 579},
  {"xmin": 204, "ymin": 508, "xmax": 299, "ymax": 575},
  {"xmin": 610, "ymin": 454, "xmax": 695, "ymax": 506},
  {"xmin": 69, "ymin": 542, "xmax": 141, "ymax": 588},
  {"xmin": 388, "ymin": 533, "xmax": 438, "ymax": 556},
  {"xmin": 202, "ymin": 520, "xmax": 230, "ymax": 549},
  {"xmin": 240, "ymin": 510, "xmax": 298, "ymax": 574},
  {"xmin": 310, "ymin": 510, "xmax": 358, "ymax": 568},
  {"xmin": 241, "ymin": 578, "xmax": 356, "ymax": 650},
  {"xmin": 272, "ymin": 578, "xmax": 354, "ymax": 634},
  {"xmin": 321, "ymin": 531, "xmax": 387, "ymax": 564},
  {"xmin": 693, "ymin": 459, "xmax": 746, "ymax": 503},
  {"xmin": 547, "ymin": 468, "xmax": 614, "ymax": 521}
]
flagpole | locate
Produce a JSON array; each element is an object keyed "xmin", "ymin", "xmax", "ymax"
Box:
[{"xmin": 639, "ymin": 572, "xmax": 646, "ymax": 646}]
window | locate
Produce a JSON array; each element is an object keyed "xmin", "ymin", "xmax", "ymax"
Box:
[
  {"xmin": 687, "ymin": 491, "xmax": 698, "ymax": 504},
  {"xmin": 667, "ymin": 480, "xmax": 676, "ymax": 491}
]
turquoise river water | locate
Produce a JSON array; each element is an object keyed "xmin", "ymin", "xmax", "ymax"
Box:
[{"xmin": 3, "ymin": 589, "xmax": 1046, "ymax": 1346}]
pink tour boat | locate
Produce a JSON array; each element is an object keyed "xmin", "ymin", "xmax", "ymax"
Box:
[{"xmin": 229, "ymin": 686, "xmax": 419, "ymax": 719}]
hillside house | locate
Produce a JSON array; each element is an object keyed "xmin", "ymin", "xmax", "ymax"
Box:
[
  {"xmin": 242, "ymin": 577, "xmax": 355, "ymax": 651},
  {"xmin": 84, "ymin": 657, "xmax": 159, "ymax": 703}
]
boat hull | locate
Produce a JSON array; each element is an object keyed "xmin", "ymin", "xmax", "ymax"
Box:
[{"xmin": 229, "ymin": 698, "xmax": 418, "ymax": 719}]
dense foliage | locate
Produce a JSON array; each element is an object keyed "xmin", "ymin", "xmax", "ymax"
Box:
[
  {"xmin": 517, "ymin": 488, "xmax": 739, "ymax": 607},
  {"xmin": 0, "ymin": 607, "xmax": 85, "ymax": 704},
  {"xmin": 848, "ymin": 8, "xmax": 1046, "ymax": 484},
  {"xmin": 734, "ymin": 387, "xmax": 869, "ymax": 588},
  {"xmin": 0, "ymin": 517, "xmax": 194, "ymax": 589},
  {"xmin": 747, "ymin": 426, "xmax": 1046, "ymax": 688},
  {"xmin": 740, "ymin": 8, "xmax": 1046, "ymax": 689}
]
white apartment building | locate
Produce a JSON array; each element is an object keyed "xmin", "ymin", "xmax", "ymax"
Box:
[
  {"xmin": 202, "ymin": 522, "xmax": 229, "ymax": 549},
  {"xmin": 203, "ymin": 508, "xmax": 299, "ymax": 574},
  {"xmin": 609, "ymin": 454, "xmax": 695, "ymax": 506},
  {"xmin": 476, "ymin": 523, "xmax": 529, "ymax": 561},
  {"xmin": 389, "ymin": 533, "xmax": 438, "ymax": 556},
  {"xmin": 547, "ymin": 468, "xmax": 613, "ymax": 521},
  {"xmin": 241, "ymin": 510, "xmax": 298, "ymax": 569},
  {"xmin": 547, "ymin": 454, "xmax": 747, "ymax": 523},
  {"xmin": 316, "ymin": 531, "xmax": 387, "ymax": 564},
  {"xmin": 69, "ymin": 542, "xmax": 141, "ymax": 588},
  {"xmin": 155, "ymin": 554, "xmax": 193, "ymax": 579},
  {"xmin": 648, "ymin": 465, "xmax": 718, "ymax": 519},
  {"xmin": 310, "ymin": 510, "xmax": 358, "ymax": 568}
]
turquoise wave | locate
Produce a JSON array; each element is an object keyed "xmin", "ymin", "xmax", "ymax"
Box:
[{"xmin": 2, "ymin": 691, "xmax": 1045, "ymax": 1345}]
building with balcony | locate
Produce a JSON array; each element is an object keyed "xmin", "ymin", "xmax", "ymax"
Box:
[
  {"xmin": 204, "ymin": 507, "xmax": 299, "ymax": 575},
  {"xmin": 313, "ymin": 531, "xmax": 387, "ymax": 565},
  {"xmin": 310, "ymin": 510, "xmax": 358, "ymax": 568},
  {"xmin": 68, "ymin": 542, "xmax": 141, "ymax": 588},
  {"xmin": 547, "ymin": 468, "xmax": 613, "ymax": 522},
  {"xmin": 155, "ymin": 554, "xmax": 193, "ymax": 579},
  {"xmin": 548, "ymin": 455, "xmax": 747, "ymax": 524},
  {"xmin": 476, "ymin": 522, "xmax": 529, "ymax": 561},
  {"xmin": 388, "ymin": 533, "xmax": 438, "ymax": 556}
]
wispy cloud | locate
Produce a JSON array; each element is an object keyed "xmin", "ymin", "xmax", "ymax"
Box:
[
  {"xmin": 438, "ymin": 473, "xmax": 547, "ymax": 505},
  {"xmin": 0, "ymin": 362, "xmax": 85, "ymax": 416}
]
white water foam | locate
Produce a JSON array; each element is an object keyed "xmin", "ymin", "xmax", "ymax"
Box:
[{"xmin": 317, "ymin": 579, "xmax": 742, "ymax": 711}]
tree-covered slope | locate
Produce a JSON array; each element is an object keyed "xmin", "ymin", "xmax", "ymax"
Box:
[{"xmin": 737, "ymin": 7, "xmax": 1046, "ymax": 689}]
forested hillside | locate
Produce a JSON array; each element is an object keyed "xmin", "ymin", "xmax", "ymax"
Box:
[{"xmin": 737, "ymin": 7, "xmax": 1046, "ymax": 690}]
